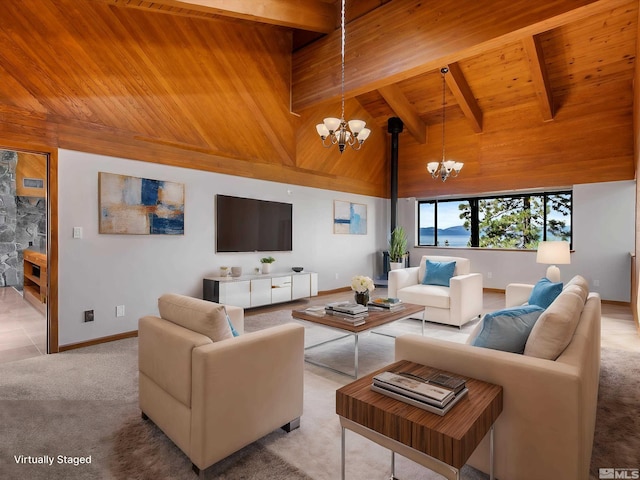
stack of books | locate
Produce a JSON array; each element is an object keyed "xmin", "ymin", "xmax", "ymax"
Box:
[
  {"xmin": 371, "ymin": 370, "xmax": 468, "ymax": 415},
  {"xmin": 368, "ymin": 297, "xmax": 404, "ymax": 311},
  {"xmin": 325, "ymin": 302, "xmax": 368, "ymax": 326},
  {"xmin": 303, "ymin": 306, "xmax": 327, "ymax": 317}
]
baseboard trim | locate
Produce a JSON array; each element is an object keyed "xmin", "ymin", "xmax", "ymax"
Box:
[
  {"xmin": 318, "ymin": 287, "xmax": 351, "ymax": 296},
  {"xmin": 601, "ymin": 299, "xmax": 631, "ymax": 307},
  {"xmin": 483, "ymin": 287, "xmax": 505, "ymax": 294},
  {"xmin": 59, "ymin": 330, "xmax": 138, "ymax": 352}
]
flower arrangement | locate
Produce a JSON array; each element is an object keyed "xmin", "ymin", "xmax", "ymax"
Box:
[{"xmin": 351, "ymin": 275, "xmax": 375, "ymax": 293}]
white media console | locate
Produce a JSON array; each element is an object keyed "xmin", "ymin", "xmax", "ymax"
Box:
[{"xmin": 203, "ymin": 272, "xmax": 318, "ymax": 308}]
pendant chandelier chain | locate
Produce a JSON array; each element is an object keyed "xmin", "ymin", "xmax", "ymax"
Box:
[
  {"xmin": 340, "ymin": 0, "xmax": 346, "ymax": 122},
  {"xmin": 441, "ymin": 69, "xmax": 446, "ymax": 164}
]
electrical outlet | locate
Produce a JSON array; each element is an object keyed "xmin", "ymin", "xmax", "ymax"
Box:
[
  {"xmin": 84, "ymin": 310, "xmax": 94, "ymax": 322},
  {"xmin": 116, "ymin": 305, "xmax": 125, "ymax": 317},
  {"xmin": 487, "ymin": 271, "xmax": 493, "ymax": 279},
  {"xmin": 593, "ymin": 279, "xmax": 600, "ymax": 287},
  {"xmin": 73, "ymin": 227, "xmax": 83, "ymax": 239},
  {"xmin": 335, "ymin": 273, "xmax": 339, "ymax": 280}
]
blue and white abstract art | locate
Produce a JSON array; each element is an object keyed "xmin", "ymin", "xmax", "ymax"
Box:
[
  {"xmin": 333, "ymin": 200, "xmax": 367, "ymax": 235},
  {"xmin": 99, "ymin": 172, "xmax": 184, "ymax": 235}
]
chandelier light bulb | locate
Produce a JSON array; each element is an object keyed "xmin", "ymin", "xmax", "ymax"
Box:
[
  {"xmin": 316, "ymin": 123, "xmax": 330, "ymax": 139},
  {"xmin": 323, "ymin": 117, "xmax": 341, "ymax": 133},
  {"xmin": 358, "ymin": 128, "xmax": 371, "ymax": 142}
]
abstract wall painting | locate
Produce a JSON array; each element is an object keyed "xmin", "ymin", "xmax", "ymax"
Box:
[
  {"xmin": 333, "ymin": 200, "xmax": 367, "ymax": 235},
  {"xmin": 98, "ymin": 172, "xmax": 184, "ymax": 235}
]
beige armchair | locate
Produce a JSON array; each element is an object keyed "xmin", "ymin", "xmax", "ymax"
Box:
[
  {"xmin": 138, "ymin": 294, "xmax": 304, "ymax": 477},
  {"xmin": 388, "ymin": 255, "xmax": 483, "ymax": 327}
]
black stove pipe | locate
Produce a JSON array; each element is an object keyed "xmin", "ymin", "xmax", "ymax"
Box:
[{"xmin": 388, "ymin": 117, "xmax": 404, "ymax": 234}]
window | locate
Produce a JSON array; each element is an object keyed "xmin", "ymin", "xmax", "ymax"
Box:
[{"xmin": 418, "ymin": 191, "xmax": 572, "ymax": 249}]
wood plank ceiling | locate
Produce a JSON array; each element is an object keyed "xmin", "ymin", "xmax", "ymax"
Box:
[{"xmin": 0, "ymin": 0, "xmax": 637, "ymax": 199}]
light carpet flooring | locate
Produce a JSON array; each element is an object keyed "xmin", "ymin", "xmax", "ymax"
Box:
[{"xmin": 0, "ymin": 288, "xmax": 638, "ymax": 479}]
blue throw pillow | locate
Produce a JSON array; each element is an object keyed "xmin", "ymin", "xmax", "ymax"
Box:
[
  {"xmin": 422, "ymin": 260, "xmax": 456, "ymax": 286},
  {"xmin": 472, "ymin": 305, "xmax": 545, "ymax": 353},
  {"xmin": 224, "ymin": 308, "xmax": 240, "ymax": 337},
  {"xmin": 528, "ymin": 278, "xmax": 563, "ymax": 309}
]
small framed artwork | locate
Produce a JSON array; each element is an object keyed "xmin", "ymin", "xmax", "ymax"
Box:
[
  {"xmin": 98, "ymin": 172, "xmax": 184, "ymax": 235},
  {"xmin": 334, "ymin": 200, "xmax": 367, "ymax": 235}
]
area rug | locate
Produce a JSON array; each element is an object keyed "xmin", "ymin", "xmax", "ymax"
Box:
[
  {"xmin": 589, "ymin": 347, "xmax": 640, "ymax": 478},
  {"xmin": 0, "ymin": 312, "xmax": 638, "ymax": 479},
  {"xmin": 110, "ymin": 415, "xmax": 313, "ymax": 480}
]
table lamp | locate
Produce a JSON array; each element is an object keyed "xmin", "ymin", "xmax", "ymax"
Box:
[{"xmin": 536, "ymin": 241, "xmax": 570, "ymax": 282}]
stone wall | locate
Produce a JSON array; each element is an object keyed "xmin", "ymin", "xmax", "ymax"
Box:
[{"xmin": 0, "ymin": 150, "xmax": 46, "ymax": 287}]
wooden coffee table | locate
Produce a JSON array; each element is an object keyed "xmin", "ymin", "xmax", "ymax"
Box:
[
  {"xmin": 336, "ymin": 360, "xmax": 503, "ymax": 480},
  {"xmin": 292, "ymin": 303, "xmax": 425, "ymax": 378}
]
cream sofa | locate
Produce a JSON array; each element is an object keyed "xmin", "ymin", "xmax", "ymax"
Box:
[
  {"xmin": 138, "ymin": 294, "xmax": 305, "ymax": 476},
  {"xmin": 395, "ymin": 275, "xmax": 601, "ymax": 480},
  {"xmin": 388, "ymin": 255, "xmax": 483, "ymax": 327}
]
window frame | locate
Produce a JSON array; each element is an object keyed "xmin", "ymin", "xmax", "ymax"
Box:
[{"xmin": 417, "ymin": 190, "xmax": 573, "ymax": 250}]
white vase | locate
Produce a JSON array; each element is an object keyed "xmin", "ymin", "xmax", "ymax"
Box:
[
  {"xmin": 261, "ymin": 263, "xmax": 271, "ymax": 274},
  {"xmin": 389, "ymin": 262, "xmax": 404, "ymax": 270}
]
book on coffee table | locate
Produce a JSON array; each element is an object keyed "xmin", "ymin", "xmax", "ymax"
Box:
[
  {"xmin": 327, "ymin": 302, "xmax": 368, "ymax": 315},
  {"xmin": 369, "ymin": 297, "xmax": 403, "ymax": 309},
  {"xmin": 325, "ymin": 309, "xmax": 367, "ymax": 326}
]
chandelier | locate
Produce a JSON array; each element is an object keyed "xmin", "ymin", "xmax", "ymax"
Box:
[
  {"xmin": 315, "ymin": 0, "xmax": 371, "ymax": 153},
  {"xmin": 427, "ymin": 67, "xmax": 464, "ymax": 181}
]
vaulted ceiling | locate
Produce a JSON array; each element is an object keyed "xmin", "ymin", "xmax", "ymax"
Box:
[{"xmin": 0, "ymin": 0, "xmax": 637, "ymax": 198}]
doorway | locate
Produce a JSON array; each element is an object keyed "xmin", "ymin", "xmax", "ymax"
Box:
[{"xmin": 0, "ymin": 148, "xmax": 49, "ymax": 363}]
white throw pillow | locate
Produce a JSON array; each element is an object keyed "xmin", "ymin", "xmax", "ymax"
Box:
[{"xmin": 523, "ymin": 289, "xmax": 584, "ymax": 360}]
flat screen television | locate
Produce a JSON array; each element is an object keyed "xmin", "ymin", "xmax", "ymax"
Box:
[{"xmin": 216, "ymin": 195, "xmax": 293, "ymax": 252}]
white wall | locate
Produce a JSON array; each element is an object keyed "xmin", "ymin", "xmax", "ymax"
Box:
[
  {"xmin": 398, "ymin": 180, "xmax": 636, "ymax": 302},
  {"xmin": 58, "ymin": 149, "xmax": 634, "ymax": 346},
  {"xmin": 58, "ymin": 149, "xmax": 388, "ymax": 346}
]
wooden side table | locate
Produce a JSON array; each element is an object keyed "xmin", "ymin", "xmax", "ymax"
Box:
[{"xmin": 336, "ymin": 360, "xmax": 503, "ymax": 480}]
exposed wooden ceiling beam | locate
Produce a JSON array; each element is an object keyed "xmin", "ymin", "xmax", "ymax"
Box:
[
  {"xmin": 378, "ymin": 84, "xmax": 427, "ymax": 144},
  {"xmin": 444, "ymin": 62, "xmax": 483, "ymax": 133},
  {"xmin": 103, "ymin": 0, "xmax": 338, "ymax": 33},
  {"xmin": 523, "ymin": 35, "xmax": 554, "ymax": 121},
  {"xmin": 292, "ymin": 0, "xmax": 630, "ymax": 111}
]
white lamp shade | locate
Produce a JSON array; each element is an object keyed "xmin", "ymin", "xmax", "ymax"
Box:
[
  {"xmin": 427, "ymin": 162, "xmax": 439, "ymax": 174},
  {"xmin": 323, "ymin": 117, "xmax": 341, "ymax": 132},
  {"xmin": 316, "ymin": 123, "xmax": 330, "ymax": 138},
  {"xmin": 536, "ymin": 241, "xmax": 571, "ymax": 265},
  {"xmin": 357, "ymin": 127, "xmax": 371, "ymax": 142},
  {"xmin": 453, "ymin": 162, "xmax": 464, "ymax": 172},
  {"xmin": 443, "ymin": 160, "xmax": 455, "ymax": 171},
  {"xmin": 348, "ymin": 119, "xmax": 366, "ymax": 134}
]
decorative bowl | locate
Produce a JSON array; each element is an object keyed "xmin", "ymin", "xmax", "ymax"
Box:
[{"xmin": 292, "ymin": 267, "xmax": 304, "ymax": 273}]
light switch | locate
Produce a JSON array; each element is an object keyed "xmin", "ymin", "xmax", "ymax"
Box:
[{"xmin": 73, "ymin": 227, "xmax": 82, "ymax": 239}]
